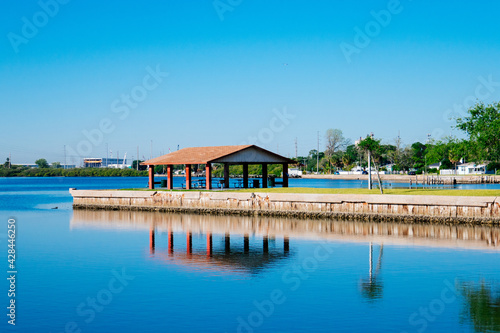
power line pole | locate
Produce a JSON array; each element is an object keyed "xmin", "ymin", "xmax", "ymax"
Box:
[
  {"xmin": 106, "ymin": 143, "xmax": 108, "ymax": 168},
  {"xmin": 316, "ymin": 131, "xmax": 319, "ymax": 174},
  {"xmin": 295, "ymin": 137, "xmax": 298, "ymax": 159},
  {"xmin": 368, "ymin": 150, "xmax": 372, "ymax": 190},
  {"xmin": 137, "ymin": 146, "xmax": 139, "ymax": 170}
]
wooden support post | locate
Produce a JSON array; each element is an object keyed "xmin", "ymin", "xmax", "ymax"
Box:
[
  {"xmin": 283, "ymin": 163, "xmax": 289, "ymax": 187},
  {"xmin": 167, "ymin": 164, "xmax": 173, "ymax": 189},
  {"xmin": 224, "ymin": 163, "xmax": 230, "ymax": 189},
  {"xmin": 243, "ymin": 163, "xmax": 249, "ymax": 188},
  {"xmin": 148, "ymin": 165, "xmax": 154, "ymax": 189},
  {"xmin": 284, "ymin": 236, "xmax": 289, "ymax": 253},
  {"xmin": 185, "ymin": 164, "xmax": 192, "ymax": 190},
  {"xmin": 262, "ymin": 163, "xmax": 268, "ymax": 188},
  {"xmin": 263, "ymin": 235, "xmax": 269, "ymax": 253},
  {"xmin": 206, "ymin": 163, "xmax": 212, "ymax": 190}
]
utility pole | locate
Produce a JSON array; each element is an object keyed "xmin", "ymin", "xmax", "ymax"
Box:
[
  {"xmin": 368, "ymin": 150, "xmax": 372, "ymax": 190},
  {"xmin": 137, "ymin": 146, "xmax": 139, "ymax": 170},
  {"xmin": 295, "ymin": 137, "xmax": 298, "ymax": 159},
  {"xmin": 106, "ymin": 143, "xmax": 108, "ymax": 167},
  {"xmin": 316, "ymin": 131, "xmax": 320, "ymax": 174}
]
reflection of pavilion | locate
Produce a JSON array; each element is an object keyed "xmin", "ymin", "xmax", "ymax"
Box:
[
  {"xmin": 148, "ymin": 227, "xmax": 291, "ymax": 275},
  {"xmin": 71, "ymin": 209, "xmax": 500, "ymax": 252}
]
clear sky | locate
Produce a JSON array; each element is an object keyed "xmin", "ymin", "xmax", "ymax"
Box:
[{"xmin": 1, "ymin": 0, "xmax": 500, "ymax": 164}]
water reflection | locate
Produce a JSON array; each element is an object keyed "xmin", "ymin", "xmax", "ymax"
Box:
[
  {"xmin": 360, "ymin": 242, "xmax": 384, "ymax": 301},
  {"xmin": 459, "ymin": 281, "xmax": 500, "ymax": 332},
  {"xmin": 71, "ymin": 210, "xmax": 500, "ymax": 252},
  {"xmin": 146, "ymin": 226, "xmax": 291, "ymax": 276}
]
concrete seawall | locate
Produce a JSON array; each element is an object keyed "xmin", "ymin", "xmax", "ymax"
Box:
[{"xmin": 70, "ymin": 189, "xmax": 500, "ymax": 224}]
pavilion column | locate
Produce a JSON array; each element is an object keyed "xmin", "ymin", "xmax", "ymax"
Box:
[
  {"xmin": 148, "ymin": 165, "xmax": 155, "ymax": 189},
  {"xmin": 167, "ymin": 164, "xmax": 173, "ymax": 189},
  {"xmin": 205, "ymin": 163, "xmax": 212, "ymax": 190},
  {"xmin": 224, "ymin": 163, "xmax": 230, "ymax": 189},
  {"xmin": 283, "ymin": 163, "xmax": 289, "ymax": 187},
  {"xmin": 243, "ymin": 163, "xmax": 249, "ymax": 188},
  {"xmin": 262, "ymin": 163, "xmax": 268, "ymax": 188},
  {"xmin": 185, "ymin": 164, "xmax": 192, "ymax": 189}
]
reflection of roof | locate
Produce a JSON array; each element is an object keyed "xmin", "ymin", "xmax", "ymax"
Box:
[{"xmin": 141, "ymin": 145, "xmax": 295, "ymax": 165}]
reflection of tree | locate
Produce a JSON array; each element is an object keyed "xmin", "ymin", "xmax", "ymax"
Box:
[
  {"xmin": 459, "ymin": 281, "xmax": 500, "ymax": 332},
  {"xmin": 360, "ymin": 242, "xmax": 384, "ymax": 301}
]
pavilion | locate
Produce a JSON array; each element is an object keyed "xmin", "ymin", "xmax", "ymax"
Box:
[{"xmin": 141, "ymin": 145, "xmax": 295, "ymax": 190}]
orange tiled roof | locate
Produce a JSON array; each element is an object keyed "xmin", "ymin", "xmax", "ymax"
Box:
[
  {"xmin": 141, "ymin": 145, "xmax": 293, "ymax": 165},
  {"xmin": 141, "ymin": 145, "xmax": 243, "ymax": 165}
]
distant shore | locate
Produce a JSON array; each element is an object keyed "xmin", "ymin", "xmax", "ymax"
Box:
[{"xmin": 303, "ymin": 174, "xmax": 500, "ymax": 184}]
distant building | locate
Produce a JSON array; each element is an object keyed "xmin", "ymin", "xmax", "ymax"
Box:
[
  {"xmin": 440, "ymin": 162, "xmax": 486, "ymax": 175},
  {"xmin": 83, "ymin": 158, "xmax": 129, "ymax": 168}
]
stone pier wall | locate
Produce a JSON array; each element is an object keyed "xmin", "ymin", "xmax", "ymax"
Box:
[{"xmin": 70, "ymin": 189, "xmax": 500, "ymax": 224}]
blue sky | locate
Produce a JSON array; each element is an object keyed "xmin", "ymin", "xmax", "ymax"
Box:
[{"xmin": 1, "ymin": 0, "xmax": 500, "ymax": 164}]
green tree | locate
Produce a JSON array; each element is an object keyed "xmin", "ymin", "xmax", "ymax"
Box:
[
  {"xmin": 51, "ymin": 162, "xmax": 61, "ymax": 168},
  {"xmin": 35, "ymin": 158, "xmax": 49, "ymax": 168},
  {"xmin": 132, "ymin": 160, "xmax": 147, "ymax": 171},
  {"xmin": 325, "ymin": 129, "xmax": 349, "ymax": 173},
  {"xmin": 456, "ymin": 101, "xmax": 500, "ymax": 162}
]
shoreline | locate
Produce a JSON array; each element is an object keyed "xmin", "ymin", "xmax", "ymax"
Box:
[{"xmin": 302, "ymin": 174, "xmax": 500, "ymax": 184}]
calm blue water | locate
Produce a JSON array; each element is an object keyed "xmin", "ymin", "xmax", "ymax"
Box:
[{"xmin": 1, "ymin": 177, "xmax": 500, "ymax": 332}]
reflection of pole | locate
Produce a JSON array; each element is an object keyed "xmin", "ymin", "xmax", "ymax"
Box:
[
  {"xmin": 244, "ymin": 234, "xmax": 249, "ymax": 253},
  {"xmin": 168, "ymin": 228, "xmax": 173, "ymax": 254},
  {"xmin": 369, "ymin": 242, "xmax": 373, "ymax": 280},
  {"xmin": 225, "ymin": 233, "xmax": 230, "ymax": 253},
  {"xmin": 368, "ymin": 151, "xmax": 372, "ymax": 190},
  {"xmin": 149, "ymin": 227, "xmax": 155, "ymax": 255},
  {"xmin": 263, "ymin": 235, "xmax": 269, "ymax": 253},
  {"xmin": 206, "ymin": 233, "xmax": 212, "ymax": 257},
  {"xmin": 187, "ymin": 231, "xmax": 192, "ymax": 255},
  {"xmin": 284, "ymin": 236, "xmax": 289, "ymax": 253}
]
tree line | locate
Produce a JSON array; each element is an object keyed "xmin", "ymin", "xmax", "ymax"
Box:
[
  {"xmin": 2, "ymin": 101, "xmax": 499, "ymax": 177},
  {"xmin": 297, "ymin": 102, "xmax": 500, "ymax": 175}
]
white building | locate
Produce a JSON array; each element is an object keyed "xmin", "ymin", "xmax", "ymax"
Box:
[{"xmin": 440, "ymin": 162, "xmax": 486, "ymax": 175}]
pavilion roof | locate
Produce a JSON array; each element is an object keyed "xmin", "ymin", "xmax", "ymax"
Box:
[{"xmin": 141, "ymin": 145, "xmax": 295, "ymax": 165}]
